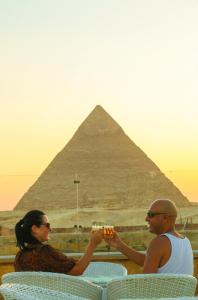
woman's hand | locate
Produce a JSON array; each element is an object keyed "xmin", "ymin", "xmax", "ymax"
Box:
[{"xmin": 90, "ymin": 229, "xmax": 103, "ymax": 246}]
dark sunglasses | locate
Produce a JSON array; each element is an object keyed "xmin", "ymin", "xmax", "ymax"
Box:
[
  {"xmin": 40, "ymin": 222, "xmax": 51, "ymax": 229},
  {"xmin": 147, "ymin": 211, "xmax": 167, "ymax": 218}
]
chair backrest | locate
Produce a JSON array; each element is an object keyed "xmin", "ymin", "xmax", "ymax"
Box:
[
  {"xmin": 0, "ymin": 283, "xmax": 90, "ymax": 300},
  {"xmin": 2, "ymin": 272, "xmax": 102, "ymax": 300},
  {"xmin": 107, "ymin": 273, "xmax": 197, "ymax": 300},
  {"xmin": 82, "ymin": 262, "xmax": 128, "ymax": 277}
]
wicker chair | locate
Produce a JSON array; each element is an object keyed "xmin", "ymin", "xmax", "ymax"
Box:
[
  {"xmin": 119, "ymin": 297, "xmax": 198, "ymax": 300},
  {"xmin": 0, "ymin": 283, "xmax": 90, "ymax": 300},
  {"xmin": 107, "ymin": 273, "xmax": 197, "ymax": 300},
  {"xmin": 2, "ymin": 272, "xmax": 102, "ymax": 300},
  {"xmin": 82, "ymin": 262, "xmax": 128, "ymax": 277}
]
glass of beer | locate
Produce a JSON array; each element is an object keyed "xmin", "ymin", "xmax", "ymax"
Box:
[
  {"xmin": 103, "ymin": 225, "xmax": 114, "ymax": 237},
  {"xmin": 91, "ymin": 223, "xmax": 103, "ymax": 232}
]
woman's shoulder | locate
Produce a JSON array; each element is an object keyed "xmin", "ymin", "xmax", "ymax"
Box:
[
  {"xmin": 38, "ymin": 244, "xmax": 71, "ymax": 261},
  {"xmin": 19, "ymin": 243, "xmax": 56, "ymax": 254},
  {"xmin": 38, "ymin": 244, "xmax": 60, "ymax": 254}
]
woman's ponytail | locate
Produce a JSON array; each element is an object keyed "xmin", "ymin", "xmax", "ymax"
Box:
[{"xmin": 15, "ymin": 219, "xmax": 25, "ymax": 249}]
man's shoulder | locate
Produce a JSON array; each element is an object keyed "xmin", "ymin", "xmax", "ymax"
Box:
[{"xmin": 148, "ymin": 235, "xmax": 171, "ymax": 250}]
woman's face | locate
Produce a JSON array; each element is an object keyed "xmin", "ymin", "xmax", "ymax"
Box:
[{"xmin": 31, "ymin": 215, "xmax": 51, "ymax": 242}]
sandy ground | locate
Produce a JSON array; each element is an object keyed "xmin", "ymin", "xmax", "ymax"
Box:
[{"xmin": 1, "ymin": 206, "xmax": 198, "ymax": 228}]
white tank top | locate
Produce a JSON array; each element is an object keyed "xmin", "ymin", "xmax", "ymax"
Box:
[{"xmin": 157, "ymin": 233, "xmax": 193, "ymax": 275}]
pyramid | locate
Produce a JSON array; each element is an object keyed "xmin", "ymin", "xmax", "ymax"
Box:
[{"xmin": 14, "ymin": 105, "xmax": 190, "ymax": 210}]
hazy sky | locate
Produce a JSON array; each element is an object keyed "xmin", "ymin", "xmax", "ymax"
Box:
[{"xmin": 1, "ymin": 0, "xmax": 198, "ymax": 210}]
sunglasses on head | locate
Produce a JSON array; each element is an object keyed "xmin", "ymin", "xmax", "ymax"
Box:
[
  {"xmin": 40, "ymin": 222, "xmax": 51, "ymax": 229},
  {"xmin": 147, "ymin": 211, "xmax": 167, "ymax": 218}
]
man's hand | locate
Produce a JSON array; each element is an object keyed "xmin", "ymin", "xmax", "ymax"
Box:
[
  {"xmin": 104, "ymin": 230, "xmax": 145, "ymax": 266},
  {"xmin": 104, "ymin": 231, "xmax": 122, "ymax": 249}
]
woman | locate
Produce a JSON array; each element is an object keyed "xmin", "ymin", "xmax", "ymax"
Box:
[{"xmin": 14, "ymin": 210, "xmax": 103, "ymax": 275}]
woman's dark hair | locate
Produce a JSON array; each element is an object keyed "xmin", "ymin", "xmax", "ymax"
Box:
[{"xmin": 15, "ymin": 210, "xmax": 45, "ymax": 250}]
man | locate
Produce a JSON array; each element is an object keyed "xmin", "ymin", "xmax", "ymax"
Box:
[{"xmin": 105, "ymin": 199, "xmax": 193, "ymax": 274}]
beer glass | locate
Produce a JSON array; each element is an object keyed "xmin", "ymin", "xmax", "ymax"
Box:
[
  {"xmin": 103, "ymin": 225, "xmax": 114, "ymax": 237},
  {"xmin": 91, "ymin": 223, "xmax": 103, "ymax": 232}
]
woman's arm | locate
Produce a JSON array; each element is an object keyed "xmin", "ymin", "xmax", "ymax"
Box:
[{"xmin": 68, "ymin": 230, "xmax": 103, "ymax": 275}]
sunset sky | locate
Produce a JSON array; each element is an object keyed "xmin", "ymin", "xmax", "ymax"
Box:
[{"xmin": 0, "ymin": 0, "xmax": 198, "ymax": 211}]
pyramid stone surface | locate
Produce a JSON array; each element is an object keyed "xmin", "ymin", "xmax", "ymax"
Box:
[{"xmin": 14, "ymin": 105, "xmax": 190, "ymax": 210}]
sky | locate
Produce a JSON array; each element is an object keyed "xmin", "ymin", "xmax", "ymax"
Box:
[{"xmin": 0, "ymin": 0, "xmax": 198, "ymax": 211}]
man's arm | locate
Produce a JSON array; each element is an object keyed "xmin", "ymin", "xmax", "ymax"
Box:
[
  {"xmin": 143, "ymin": 236, "xmax": 170, "ymax": 273},
  {"xmin": 105, "ymin": 232, "xmax": 145, "ymax": 267},
  {"xmin": 117, "ymin": 241, "xmax": 146, "ymax": 266}
]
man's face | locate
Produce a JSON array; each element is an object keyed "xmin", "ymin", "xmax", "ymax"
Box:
[{"xmin": 145, "ymin": 202, "xmax": 166, "ymax": 235}]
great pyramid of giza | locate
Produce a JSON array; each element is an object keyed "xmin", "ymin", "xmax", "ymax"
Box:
[{"xmin": 14, "ymin": 105, "xmax": 189, "ymax": 210}]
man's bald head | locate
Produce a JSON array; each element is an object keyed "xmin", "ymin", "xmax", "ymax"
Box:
[{"xmin": 149, "ymin": 199, "xmax": 177, "ymax": 218}]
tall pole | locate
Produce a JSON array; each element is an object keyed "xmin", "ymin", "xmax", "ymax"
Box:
[
  {"xmin": 74, "ymin": 174, "xmax": 80, "ymax": 227},
  {"xmin": 74, "ymin": 174, "xmax": 80, "ymax": 251}
]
